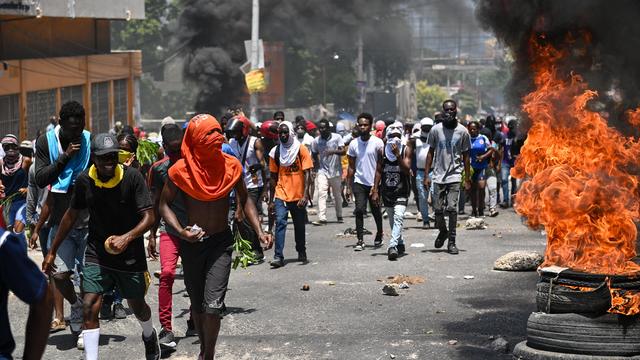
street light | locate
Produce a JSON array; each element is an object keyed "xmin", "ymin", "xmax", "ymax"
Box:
[{"xmin": 323, "ymin": 53, "xmax": 340, "ymax": 106}]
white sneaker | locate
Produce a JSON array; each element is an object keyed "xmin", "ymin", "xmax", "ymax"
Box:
[
  {"xmin": 77, "ymin": 332, "xmax": 84, "ymax": 350},
  {"xmin": 69, "ymin": 298, "xmax": 84, "ymax": 334},
  {"xmin": 416, "ymin": 213, "xmax": 423, "ymax": 222}
]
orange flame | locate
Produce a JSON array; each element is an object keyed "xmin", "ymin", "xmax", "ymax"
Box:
[{"xmin": 513, "ymin": 34, "xmax": 640, "ymax": 276}]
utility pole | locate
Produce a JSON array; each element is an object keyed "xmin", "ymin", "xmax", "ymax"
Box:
[
  {"xmin": 356, "ymin": 30, "xmax": 364, "ymax": 113},
  {"xmin": 249, "ymin": 0, "xmax": 259, "ymax": 122}
]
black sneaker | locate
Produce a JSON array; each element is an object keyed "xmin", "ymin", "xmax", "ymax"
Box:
[
  {"xmin": 354, "ymin": 241, "xmax": 365, "ymax": 251},
  {"xmin": 158, "ymin": 328, "xmax": 176, "ymax": 348},
  {"xmin": 397, "ymin": 244, "xmax": 405, "ymax": 255},
  {"xmin": 435, "ymin": 230, "xmax": 448, "ymax": 249},
  {"xmin": 337, "ymin": 217, "xmax": 344, "ymax": 223},
  {"xmin": 298, "ymin": 252, "xmax": 308, "ymax": 263},
  {"xmin": 342, "ymin": 200, "xmax": 349, "ymax": 208},
  {"xmin": 185, "ymin": 319, "xmax": 198, "ymax": 337},
  {"xmin": 270, "ymin": 258, "xmax": 284, "ymax": 268},
  {"xmin": 447, "ymin": 241, "xmax": 459, "ymax": 255},
  {"xmin": 387, "ymin": 247, "xmax": 398, "ymax": 260},
  {"xmin": 373, "ymin": 233, "xmax": 383, "ymax": 248},
  {"xmin": 142, "ymin": 328, "xmax": 161, "ymax": 360},
  {"xmin": 100, "ymin": 298, "xmax": 113, "ymax": 320},
  {"xmin": 113, "ymin": 303, "xmax": 127, "ymax": 319}
]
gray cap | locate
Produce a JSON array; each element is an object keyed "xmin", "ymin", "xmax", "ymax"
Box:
[{"xmin": 91, "ymin": 133, "xmax": 119, "ymax": 156}]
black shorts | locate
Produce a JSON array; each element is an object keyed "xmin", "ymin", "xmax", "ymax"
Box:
[{"xmin": 180, "ymin": 228, "xmax": 233, "ymax": 317}]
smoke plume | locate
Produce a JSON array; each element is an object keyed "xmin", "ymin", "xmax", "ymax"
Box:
[
  {"xmin": 475, "ymin": 0, "xmax": 640, "ymax": 131},
  {"xmin": 175, "ymin": 0, "xmax": 411, "ymax": 115}
]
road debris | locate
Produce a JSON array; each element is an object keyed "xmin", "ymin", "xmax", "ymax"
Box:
[
  {"xmin": 493, "ymin": 251, "xmax": 543, "ymax": 271},
  {"xmin": 382, "ymin": 284, "xmax": 399, "ymax": 296},
  {"xmin": 410, "ymin": 243, "xmax": 425, "ymax": 248},
  {"xmin": 301, "ymin": 284, "xmax": 310, "ymax": 291},
  {"xmin": 463, "ymin": 275, "xmax": 475, "ymax": 280}
]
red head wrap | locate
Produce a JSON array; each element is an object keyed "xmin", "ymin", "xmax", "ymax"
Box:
[{"xmin": 168, "ymin": 114, "xmax": 242, "ymax": 201}]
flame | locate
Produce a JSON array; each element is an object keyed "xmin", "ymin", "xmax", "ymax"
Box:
[{"xmin": 513, "ymin": 34, "xmax": 640, "ymax": 276}]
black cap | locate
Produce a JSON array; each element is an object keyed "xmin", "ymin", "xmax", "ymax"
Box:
[{"xmin": 92, "ymin": 133, "xmax": 119, "ymax": 156}]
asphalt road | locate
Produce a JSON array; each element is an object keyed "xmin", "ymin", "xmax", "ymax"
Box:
[{"xmin": 8, "ymin": 202, "xmax": 545, "ymax": 360}]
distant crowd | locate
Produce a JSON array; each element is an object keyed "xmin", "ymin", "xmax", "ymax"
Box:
[{"xmin": 0, "ymin": 99, "xmax": 525, "ymax": 360}]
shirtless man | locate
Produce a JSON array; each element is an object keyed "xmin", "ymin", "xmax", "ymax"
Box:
[{"xmin": 159, "ymin": 114, "xmax": 271, "ymax": 360}]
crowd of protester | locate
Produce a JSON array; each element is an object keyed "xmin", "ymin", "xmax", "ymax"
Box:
[{"xmin": 0, "ymin": 99, "xmax": 525, "ymax": 360}]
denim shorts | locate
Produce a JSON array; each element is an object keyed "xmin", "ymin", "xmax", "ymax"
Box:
[
  {"xmin": 471, "ymin": 168, "xmax": 486, "ymax": 182},
  {"xmin": 48, "ymin": 225, "xmax": 88, "ymax": 274}
]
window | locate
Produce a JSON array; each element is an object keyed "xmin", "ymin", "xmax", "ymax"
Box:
[
  {"xmin": 60, "ymin": 85, "xmax": 83, "ymax": 106},
  {"xmin": 26, "ymin": 89, "xmax": 56, "ymax": 138},
  {"xmin": 0, "ymin": 94, "xmax": 20, "ymax": 137},
  {"xmin": 91, "ymin": 81, "xmax": 110, "ymax": 134},
  {"xmin": 114, "ymin": 79, "xmax": 128, "ymax": 125}
]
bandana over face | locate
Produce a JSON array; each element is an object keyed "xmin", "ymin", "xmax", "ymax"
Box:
[{"xmin": 168, "ymin": 114, "xmax": 242, "ymax": 201}]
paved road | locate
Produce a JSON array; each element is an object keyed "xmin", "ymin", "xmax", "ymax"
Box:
[{"xmin": 8, "ymin": 203, "xmax": 545, "ymax": 359}]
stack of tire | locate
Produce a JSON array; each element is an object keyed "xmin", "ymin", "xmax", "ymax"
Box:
[{"xmin": 516, "ymin": 269, "xmax": 640, "ymax": 357}]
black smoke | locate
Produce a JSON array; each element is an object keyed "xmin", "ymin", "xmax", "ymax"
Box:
[
  {"xmin": 175, "ymin": 0, "xmax": 411, "ymax": 115},
  {"xmin": 475, "ymin": 0, "xmax": 640, "ymax": 131}
]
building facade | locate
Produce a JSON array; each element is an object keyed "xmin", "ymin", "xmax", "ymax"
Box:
[{"xmin": 0, "ymin": 0, "xmax": 144, "ymax": 139}]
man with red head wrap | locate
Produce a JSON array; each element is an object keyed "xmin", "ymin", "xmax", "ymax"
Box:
[{"xmin": 159, "ymin": 114, "xmax": 271, "ymax": 360}]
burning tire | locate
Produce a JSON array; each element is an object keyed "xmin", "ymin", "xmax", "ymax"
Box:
[
  {"xmin": 539, "ymin": 269, "xmax": 640, "ymax": 290},
  {"xmin": 535, "ymin": 281, "xmax": 611, "ymax": 314},
  {"xmin": 527, "ymin": 312, "xmax": 640, "ymax": 356}
]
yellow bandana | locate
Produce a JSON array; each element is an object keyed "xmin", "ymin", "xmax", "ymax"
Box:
[
  {"xmin": 89, "ymin": 164, "xmax": 124, "ymax": 188},
  {"xmin": 118, "ymin": 150, "xmax": 133, "ymax": 164}
]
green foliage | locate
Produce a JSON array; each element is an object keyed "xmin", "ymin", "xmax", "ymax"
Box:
[
  {"xmin": 232, "ymin": 224, "xmax": 258, "ymax": 270},
  {"xmin": 136, "ymin": 139, "xmax": 160, "ymax": 165},
  {"xmin": 112, "ymin": 0, "xmax": 195, "ymax": 118},
  {"xmin": 453, "ymin": 88, "xmax": 479, "ymax": 118},
  {"xmin": 416, "ymin": 81, "xmax": 448, "ymax": 118}
]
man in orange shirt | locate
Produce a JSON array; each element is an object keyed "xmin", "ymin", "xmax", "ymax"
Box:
[{"xmin": 268, "ymin": 121, "xmax": 313, "ymax": 268}]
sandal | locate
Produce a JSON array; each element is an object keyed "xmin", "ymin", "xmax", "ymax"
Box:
[{"xmin": 50, "ymin": 318, "xmax": 66, "ymax": 333}]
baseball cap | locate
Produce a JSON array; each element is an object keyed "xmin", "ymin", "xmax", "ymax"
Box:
[
  {"xmin": 19, "ymin": 140, "xmax": 32, "ymax": 148},
  {"xmin": 92, "ymin": 133, "xmax": 119, "ymax": 156}
]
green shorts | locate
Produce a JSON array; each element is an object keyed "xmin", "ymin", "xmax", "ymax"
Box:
[{"xmin": 83, "ymin": 263, "xmax": 150, "ymax": 300}]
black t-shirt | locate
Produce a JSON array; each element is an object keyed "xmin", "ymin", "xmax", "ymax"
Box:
[
  {"xmin": 0, "ymin": 168, "xmax": 27, "ymax": 200},
  {"xmin": 34, "ymin": 134, "xmax": 90, "ymax": 227},
  {"xmin": 71, "ymin": 166, "xmax": 152, "ymax": 272}
]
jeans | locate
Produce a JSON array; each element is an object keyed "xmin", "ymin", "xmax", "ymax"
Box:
[
  {"xmin": 48, "ymin": 225, "xmax": 88, "ymax": 275},
  {"xmin": 386, "ymin": 204, "xmax": 406, "ymax": 249},
  {"xmin": 433, "ymin": 182, "xmax": 460, "ymax": 241},
  {"xmin": 415, "ymin": 170, "xmax": 430, "ymax": 225},
  {"xmin": 317, "ymin": 173, "xmax": 342, "ymax": 221},
  {"xmin": 501, "ymin": 163, "xmax": 517, "ymax": 205},
  {"xmin": 458, "ymin": 188, "xmax": 466, "ymax": 213},
  {"xmin": 485, "ymin": 170, "xmax": 498, "ymax": 211},
  {"xmin": 352, "ymin": 183, "xmax": 383, "ymax": 241},
  {"xmin": 274, "ymin": 198, "xmax": 307, "ymax": 260},
  {"xmin": 158, "ymin": 232, "xmax": 181, "ymax": 331}
]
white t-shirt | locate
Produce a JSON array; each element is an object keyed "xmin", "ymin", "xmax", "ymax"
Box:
[
  {"xmin": 415, "ymin": 136, "xmax": 430, "ymax": 170},
  {"xmin": 347, "ymin": 136, "xmax": 384, "ymax": 187},
  {"xmin": 311, "ymin": 133, "xmax": 344, "ymax": 178}
]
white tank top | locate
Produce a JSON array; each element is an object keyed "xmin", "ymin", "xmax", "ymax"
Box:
[
  {"xmin": 415, "ymin": 137, "xmax": 430, "ymax": 170},
  {"xmin": 230, "ymin": 136, "xmax": 264, "ymax": 189}
]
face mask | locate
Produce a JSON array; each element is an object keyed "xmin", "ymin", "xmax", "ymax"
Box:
[
  {"xmin": 118, "ymin": 150, "xmax": 133, "ymax": 164},
  {"xmin": 443, "ymin": 114, "xmax": 457, "ymax": 129}
]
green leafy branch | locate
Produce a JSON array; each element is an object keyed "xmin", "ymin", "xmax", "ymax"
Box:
[
  {"xmin": 0, "ymin": 192, "xmax": 21, "ymax": 226},
  {"xmin": 137, "ymin": 140, "xmax": 160, "ymax": 165},
  {"xmin": 232, "ymin": 223, "xmax": 258, "ymax": 270}
]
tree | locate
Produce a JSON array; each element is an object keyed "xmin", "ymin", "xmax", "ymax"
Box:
[{"xmin": 416, "ymin": 81, "xmax": 448, "ymax": 118}]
